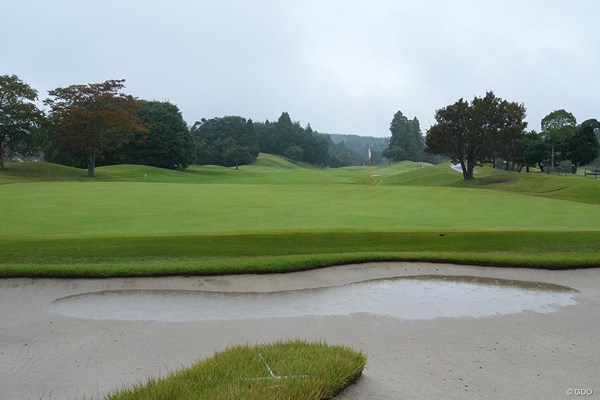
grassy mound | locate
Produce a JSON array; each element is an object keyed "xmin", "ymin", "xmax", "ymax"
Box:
[
  {"xmin": 451, "ymin": 167, "xmax": 600, "ymax": 204},
  {"xmin": 105, "ymin": 340, "xmax": 366, "ymax": 400},
  {"xmin": 0, "ymin": 161, "xmax": 87, "ymax": 184},
  {"xmin": 251, "ymin": 153, "xmax": 312, "ymax": 170}
]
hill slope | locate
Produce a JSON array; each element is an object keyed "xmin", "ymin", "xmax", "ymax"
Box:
[{"xmin": 2, "ymin": 156, "xmax": 599, "ymax": 205}]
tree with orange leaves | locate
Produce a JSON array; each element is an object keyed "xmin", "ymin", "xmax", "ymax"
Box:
[{"xmin": 45, "ymin": 79, "xmax": 147, "ymax": 177}]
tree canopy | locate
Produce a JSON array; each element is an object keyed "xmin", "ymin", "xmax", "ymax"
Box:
[
  {"xmin": 386, "ymin": 111, "xmax": 424, "ymax": 162},
  {"xmin": 192, "ymin": 116, "xmax": 258, "ymax": 167},
  {"xmin": 569, "ymin": 119, "xmax": 600, "ymax": 171},
  {"xmin": 130, "ymin": 100, "xmax": 195, "ymax": 169},
  {"xmin": 254, "ymin": 112, "xmax": 330, "ymax": 166},
  {"xmin": 520, "ymin": 130, "xmax": 548, "ymax": 172},
  {"xmin": 0, "ymin": 74, "xmax": 44, "ymax": 167},
  {"xmin": 425, "ymin": 91, "xmax": 527, "ymax": 179},
  {"xmin": 44, "ymin": 79, "xmax": 147, "ymax": 177},
  {"xmin": 541, "ymin": 109, "xmax": 576, "ymax": 172}
]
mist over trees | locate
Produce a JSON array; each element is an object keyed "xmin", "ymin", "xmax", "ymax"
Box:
[{"xmin": 328, "ymin": 134, "xmax": 389, "ymax": 166}]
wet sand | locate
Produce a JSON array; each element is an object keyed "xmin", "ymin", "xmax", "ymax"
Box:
[{"xmin": 1, "ymin": 262, "xmax": 599, "ymax": 399}]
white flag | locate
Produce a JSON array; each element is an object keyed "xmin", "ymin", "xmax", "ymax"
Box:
[{"xmin": 368, "ymin": 148, "xmax": 372, "ymax": 160}]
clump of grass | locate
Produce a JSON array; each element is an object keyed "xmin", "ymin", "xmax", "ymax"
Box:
[{"xmin": 104, "ymin": 340, "xmax": 366, "ymax": 400}]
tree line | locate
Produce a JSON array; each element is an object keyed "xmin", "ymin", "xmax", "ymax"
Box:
[
  {"xmin": 2, "ymin": 75, "xmax": 598, "ymax": 179},
  {"xmin": 420, "ymin": 91, "xmax": 599, "ymax": 179},
  {"xmin": 1, "ymin": 75, "xmax": 384, "ymax": 176}
]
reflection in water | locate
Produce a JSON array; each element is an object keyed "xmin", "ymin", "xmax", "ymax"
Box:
[{"xmin": 49, "ymin": 276, "xmax": 578, "ymax": 322}]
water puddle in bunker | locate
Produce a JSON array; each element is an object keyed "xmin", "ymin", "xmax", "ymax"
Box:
[{"xmin": 49, "ymin": 275, "xmax": 578, "ymax": 322}]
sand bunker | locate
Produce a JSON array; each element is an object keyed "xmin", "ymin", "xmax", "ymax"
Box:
[{"xmin": 2, "ymin": 263, "xmax": 599, "ymax": 400}]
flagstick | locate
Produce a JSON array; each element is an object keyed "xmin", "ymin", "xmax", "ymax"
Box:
[{"xmin": 368, "ymin": 156, "xmax": 371, "ymax": 191}]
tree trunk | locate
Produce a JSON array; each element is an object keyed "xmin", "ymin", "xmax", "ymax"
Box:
[
  {"xmin": 87, "ymin": 151, "xmax": 96, "ymax": 177},
  {"xmin": 466, "ymin": 163, "xmax": 475, "ymax": 180},
  {"xmin": 525, "ymin": 165, "xmax": 530, "ymax": 173},
  {"xmin": 461, "ymin": 161, "xmax": 474, "ymax": 180},
  {"xmin": 459, "ymin": 160, "xmax": 469, "ymax": 180},
  {"xmin": 0, "ymin": 141, "xmax": 4, "ymax": 168}
]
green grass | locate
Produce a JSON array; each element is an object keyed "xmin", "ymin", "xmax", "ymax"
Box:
[
  {"xmin": 1, "ymin": 231, "xmax": 599, "ymax": 278},
  {"xmin": 452, "ymin": 167, "xmax": 600, "ymax": 204},
  {"xmin": 104, "ymin": 340, "xmax": 366, "ymax": 400},
  {"xmin": 1, "ymin": 155, "xmax": 599, "ymax": 277},
  {"xmin": 3, "ymin": 181, "xmax": 599, "ymax": 238}
]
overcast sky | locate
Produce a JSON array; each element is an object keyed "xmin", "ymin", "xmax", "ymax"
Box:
[{"xmin": 3, "ymin": 0, "xmax": 599, "ymax": 136}]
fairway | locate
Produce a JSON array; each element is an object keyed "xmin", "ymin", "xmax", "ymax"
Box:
[
  {"xmin": 1, "ymin": 155, "xmax": 600, "ymax": 277},
  {"xmin": 2, "ymin": 181, "xmax": 600, "ymax": 238}
]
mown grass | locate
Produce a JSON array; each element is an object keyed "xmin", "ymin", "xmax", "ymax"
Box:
[
  {"xmin": 105, "ymin": 340, "xmax": 366, "ymax": 400},
  {"xmin": 3, "ymin": 181, "xmax": 599, "ymax": 239},
  {"xmin": 1, "ymin": 155, "xmax": 599, "ymax": 277}
]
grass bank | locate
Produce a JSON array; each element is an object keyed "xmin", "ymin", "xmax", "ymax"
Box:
[{"xmin": 1, "ymin": 231, "xmax": 599, "ymax": 278}]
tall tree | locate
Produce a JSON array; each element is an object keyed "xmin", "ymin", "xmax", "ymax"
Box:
[
  {"xmin": 131, "ymin": 100, "xmax": 195, "ymax": 169},
  {"xmin": 45, "ymin": 79, "xmax": 147, "ymax": 177},
  {"xmin": 520, "ymin": 130, "xmax": 548, "ymax": 172},
  {"xmin": 224, "ymin": 144, "xmax": 253, "ymax": 169},
  {"xmin": 382, "ymin": 146, "xmax": 407, "ymax": 163},
  {"xmin": 425, "ymin": 91, "xmax": 526, "ymax": 180},
  {"xmin": 0, "ymin": 74, "xmax": 44, "ymax": 168},
  {"xmin": 568, "ymin": 119, "xmax": 600, "ymax": 172},
  {"xmin": 387, "ymin": 111, "xmax": 424, "ymax": 161},
  {"xmin": 494, "ymin": 100, "xmax": 528, "ymax": 170},
  {"xmin": 425, "ymin": 98, "xmax": 473, "ymax": 179},
  {"xmin": 283, "ymin": 145, "xmax": 304, "ymax": 162},
  {"xmin": 192, "ymin": 116, "xmax": 258, "ymax": 166},
  {"xmin": 541, "ymin": 109, "xmax": 576, "ymax": 172}
]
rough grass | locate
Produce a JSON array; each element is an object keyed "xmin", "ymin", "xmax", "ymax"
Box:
[{"xmin": 104, "ymin": 340, "xmax": 366, "ymax": 400}]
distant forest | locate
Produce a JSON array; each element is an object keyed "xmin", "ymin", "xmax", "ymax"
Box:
[
  {"xmin": 327, "ymin": 134, "xmax": 389, "ymax": 166},
  {"xmin": 192, "ymin": 111, "xmax": 393, "ymax": 168}
]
